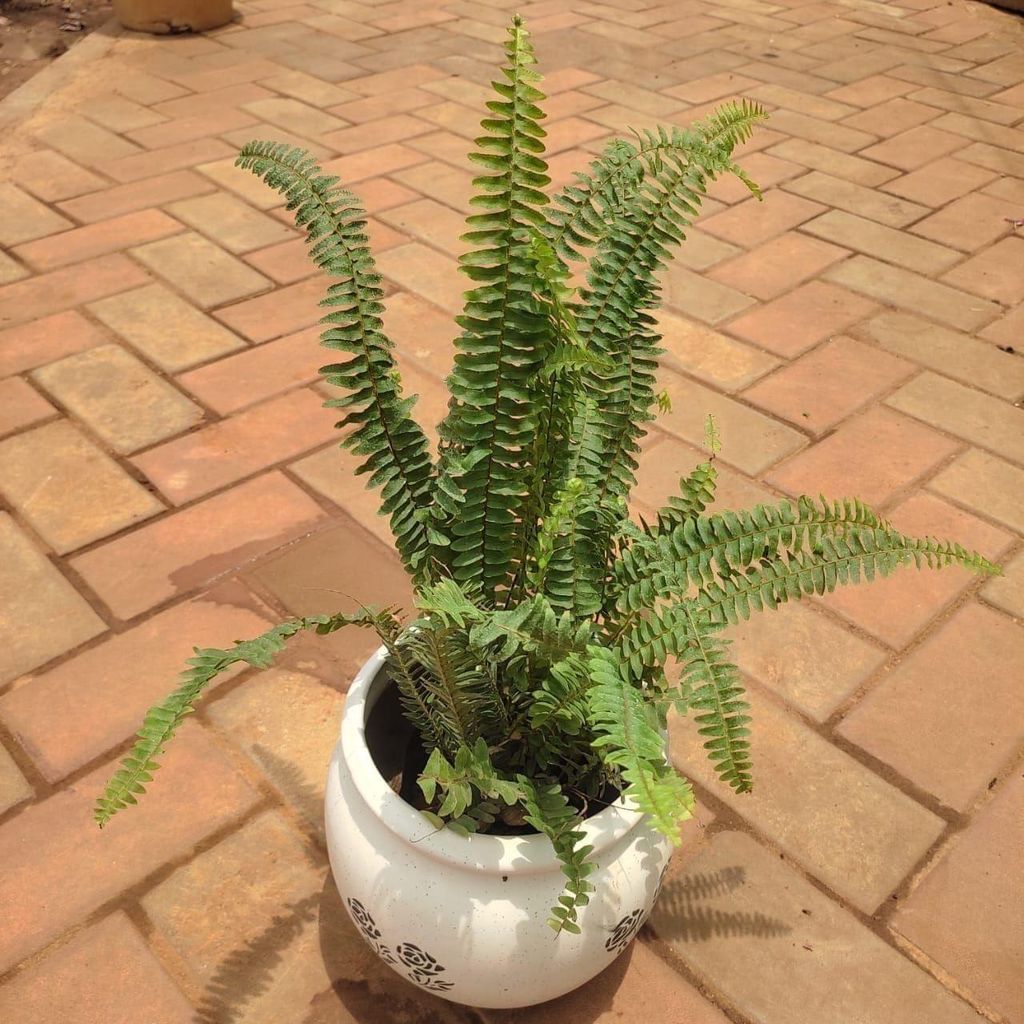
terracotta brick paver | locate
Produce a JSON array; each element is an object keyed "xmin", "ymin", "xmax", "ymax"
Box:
[{"xmin": 0, "ymin": 0, "xmax": 1021, "ymax": 1021}]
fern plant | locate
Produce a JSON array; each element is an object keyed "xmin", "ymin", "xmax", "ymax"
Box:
[{"xmin": 96, "ymin": 17, "xmax": 999, "ymax": 935}]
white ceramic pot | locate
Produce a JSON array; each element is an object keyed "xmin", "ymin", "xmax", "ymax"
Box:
[{"xmin": 324, "ymin": 646, "xmax": 674, "ymax": 1009}]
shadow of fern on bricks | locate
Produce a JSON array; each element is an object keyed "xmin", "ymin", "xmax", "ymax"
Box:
[
  {"xmin": 193, "ymin": 893, "xmax": 321, "ymax": 1024},
  {"xmin": 652, "ymin": 867, "xmax": 791, "ymax": 943},
  {"xmin": 251, "ymin": 743, "xmax": 328, "ymax": 849}
]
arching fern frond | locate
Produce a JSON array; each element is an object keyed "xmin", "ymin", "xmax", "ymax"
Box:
[
  {"xmin": 652, "ymin": 461, "xmax": 718, "ymax": 535},
  {"xmin": 236, "ymin": 141, "xmax": 436, "ymax": 582},
  {"xmin": 612, "ymin": 496, "xmax": 890, "ymax": 612},
  {"xmin": 618, "ymin": 529, "xmax": 1000, "ymax": 675},
  {"xmin": 95, "ymin": 608, "xmax": 388, "ymax": 826}
]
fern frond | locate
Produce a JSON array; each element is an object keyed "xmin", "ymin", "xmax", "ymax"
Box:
[
  {"xmin": 518, "ymin": 775, "xmax": 595, "ymax": 934},
  {"xmin": 545, "ymin": 104, "xmax": 767, "ymax": 263},
  {"xmin": 434, "ymin": 16, "xmax": 555, "ymax": 599},
  {"xmin": 677, "ymin": 608, "xmax": 751, "ymax": 793},
  {"xmin": 529, "ymin": 652, "xmax": 592, "ymax": 733},
  {"xmin": 236, "ymin": 141, "xmax": 436, "ymax": 582},
  {"xmin": 612, "ymin": 496, "xmax": 888, "ymax": 612},
  {"xmin": 652, "ymin": 461, "xmax": 718, "ymax": 535},
  {"xmin": 618, "ymin": 530, "xmax": 1000, "ymax": 674},
  {"xmin": 95, "ymin": 609, "xmax": 387, "ymax": 826},
  {"xmin": 586, "ymin": 647, "xmax": 694, "ymax": 843}
]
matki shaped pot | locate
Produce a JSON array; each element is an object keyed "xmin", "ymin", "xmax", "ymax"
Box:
[{"xmin": 324, "ymin": 646, "xmax": 673, "ymax": 1009}]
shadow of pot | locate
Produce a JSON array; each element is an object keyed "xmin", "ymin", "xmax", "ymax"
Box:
[{"xmin": 112, "ymin": 0, "xmax": 233, "ymax": 33}]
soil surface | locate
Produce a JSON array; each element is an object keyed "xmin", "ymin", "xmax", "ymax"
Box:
[{"xmin": 0, "ymin": 0, "xmax": 112, "ymax": 102}]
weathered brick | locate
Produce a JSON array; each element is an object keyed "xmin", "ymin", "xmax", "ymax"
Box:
[
  {"xmin": 167, "ymin": 192, "xmax": 296, "ymax": 254},
  {"xmin": 125, "ymin": 109, "xmax": 259, "ymax": 150},
  {"xmin": 0, "ymin": 251, "xmax": 27, "ymax": 285},
  {"xmin": 377, "ymin": 198, "xmax": 467, "ymax": 258},
  {"xmin": 86, "ymin": 94, "xmax": 171, "ymax": 132},
  {"xmin": 827, "ymin": 257, "xmax": 1001, "ymax": 333},
  {"xmin": 887, "ymin": 371, "xmax": 1024, "ymax": 463},
  {"xmin": 861, "ymin": 124, "xmax": 967, "ymax": 171},
  {"xmin": 941, "ymin": 236, "xmax": 1024, "ymax": 306},
  {"xmin": 655, "ymin": 369, "xmax": 805, "ymax": 474},
  {"xmin": 243, "ymin": 95, "xmax": 350, "ymax": 138},
  {"xmin": 767, "ymin": 405, "xmax": 959, "ymax": 507},
  {"xmin": 31, "ymin": 118, "xmax": 141, "ymax": 166},
  {"xmin": 0, "ymin": 741, "xmax": 31, "ymax": 816},
  {"xmin": 12, "ymin": 209, "xmax": 182, "ymax": 272},
  {"xmin": 0, "ymin": 311, "xmax": 108, "ymax": 378},
  {"xmin": 657, "ymin": 310, "xmax": 778, "ymax": 391},
  {"xmin": 214, "ymin": 275, "xmax": 325, "ymax": 342},
  {"xmin": 839, "ymin": 603, "xmax": 1023, "ymax": 811},
  {"xmin": 0, "ymin": 378, "xmax": 54, "ymax": 437},
  {"xmin": 33, "ymin": 344, "xmax": 203, "ymax": 455},
  {"xmin": 0, "ymin": 255, "xmax": 149, "ymax": 330},
  {"xmin": 767, "ymin": 138, "xmax": 898, "ymax": 186},
  {"xmin": 700, "ymin": 190, "xmax": 825, "ymax": 246},
  {"xmin": 930, "ymin": 447, "xmax": 1024, "ymax": 534},
  {"xmin": 99, "ymin": 137, "xmax": 236, "ymax": 184},
  {"xmin": 744, "ymin": 335, "xmax": 913, "ymax": 434},
  {"xmin": 0, "ymin": 420, "xmax": 163, "ymax": 554},
  {"xmin": 132, "ymin": 232, "xmax": 271, "ymax": 309},
  {"xmin": 651, "ymin": 831, "xmax": 986, "ymax": 1024},
  {"xmin": 727, "ymin": 280, "xmax": 877, "ymax": 357},
  {"xmin": 0, "ymin": 913, "xmax": 194, "ymax": 1024},
  {"xmin": 660, "ymin": 262, "xmax": 755, "ymax": 325},
  {"xmin": 135, "ymin": 388, "xmax": 336, "ymax": 504},
  {"xmin": 376, "ymin": 242, "xmax": 465, "ymax": 314},
  {"xmin": 0, "ymin": 582, "xmax": 273, "ymax": 781},
  {"xmin": 894, "ymin": 772, "xmax": 1024, "ymax": 1022},
  {"xmin": 10, "ymin": 149, "xmax": 107, "ymax": 203},
  {"xmin": 733, "ymin": 601, "xmax": 886, "ymax": 721},
  {"xmin": 71, "ymin": 472, "xmax": 327, "ymax": 619},
  {"xmin": 856, "ymin": 311, "xmax": 1024, "ymax": 401},
  {"xmin": 381, "ymin": 291, "xmax": 456, "ymax": 379},
  {"xmin": 784, "ymin": 171, "xmax": 928, "ymax": 228},
  {"xmin": 910, "ymin": 191, "xmax": 1013, "ymax": 252},
  {"xmin": 144, "ymin": 809, "xmax": 326, "ymax": 997},
  {"xmin": 760, "ymin": 108, "xmax": 878, "ymax": 152},
  {"xmin": 801, "ymin": 209, "xmax": 958, "ymax": 275},
  {"xmin": 88, "ymin": 283, "xmax": 245, "ymax": 373},
  {"xmin": 392, "ymin": 159, "xmax": 475, "ymax": 213},
  {"xmin": 707, "ymin": 231, "xmax": 847, "ymax": 300},
  {"xmin": 841, "ymin": 96, "xmax": 941, "ymax": 138},
  {"xmin": 821, "ymin": 492, "xmax": 1011, "ymax": 648},
  {"xmin": 883, "ymin": 157, "xmax": 998, "ymax": 209},
  {"xmin": 825, "ymin": 74, "xmax": 917, "ymax": 107},
  {"xmin": 0, "ymin": 724, "xmax": 259, "ymax": 973},
  {"xmin": 983, "ymin": 549, "xmax": 1024, "ymax": 617},
  {"xmin": 179, "ymin": 325, "xmax": 323, "ymax": 414},
  {"xmin": 208, "ymin": 670, "xmax": 345, "ymax": 837},
  {"xmin": 56, "ymin": 169, "xmax": 216, "ymax": 223},
  {"xmin": 0, "ymin": 514, "xmax": 105, "ymax": 684},
  {"xmin": 670, "ymin": 690, "xmax": 944, "ymax": 912}
]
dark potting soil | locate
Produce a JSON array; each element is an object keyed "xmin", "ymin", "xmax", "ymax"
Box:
[{"xmin": 364, "ymin": 675, "xmax": 620, "ymax": 836}]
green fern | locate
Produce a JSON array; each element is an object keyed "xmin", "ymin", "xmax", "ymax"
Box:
[
  {"xmin": 433, "ymin": 15, "xmax": 554, "ymax": 600},
  {"xmin": 586, "ymin": 647, "xmax": 695, "ymax": 843},
  {"xmin": 95, "ymin": 609, "xmax": 386, "ymax": 826},
  {"xmin": 94, "ymin": 15, "xmax": 1003, "ymax": 948},
  {"xmin": 236, "ymin": 142, "xmax": 437, "ymax": 582}
]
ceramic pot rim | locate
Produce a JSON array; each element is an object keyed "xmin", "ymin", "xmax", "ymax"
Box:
[{"xmin": 339, "ymin": 645, "xmax": 647, "ymax": 875}]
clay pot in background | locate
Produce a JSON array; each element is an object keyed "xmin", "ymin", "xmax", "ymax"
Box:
[{"xmin": 112, "ymin": 0, "xmax": 234, "ymax": 33}]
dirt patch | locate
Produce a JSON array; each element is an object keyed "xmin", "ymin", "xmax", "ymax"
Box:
[{"xmin": 0, "ymin": 0, "xmax": 112, "ymax": 103}]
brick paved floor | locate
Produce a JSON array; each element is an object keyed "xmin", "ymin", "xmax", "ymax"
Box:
[{"xmin": 0, "ymin": 0, "xmax": 1022, "ymax": 1021}]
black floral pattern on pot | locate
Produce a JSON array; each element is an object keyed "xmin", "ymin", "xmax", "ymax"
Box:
[
  {"xmin": 345, "ymin": 897, "xmax": 396, "ymax": 965},
  {"xmin": 605, "ymin": 907, "xmax": 645, "ymax": 954},
  {"xmin": 396, "ymin": 942, "xmax": 455, "ymax": 991}
]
